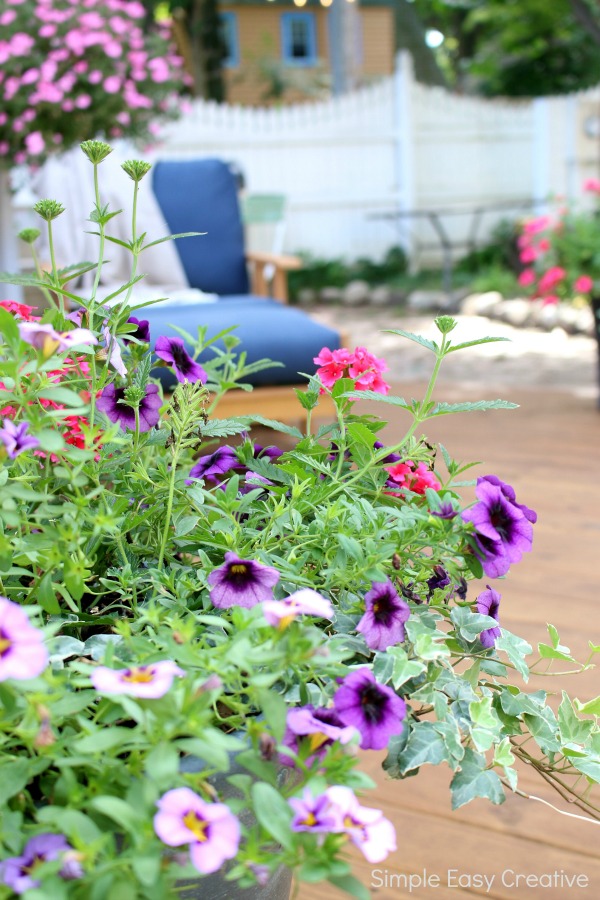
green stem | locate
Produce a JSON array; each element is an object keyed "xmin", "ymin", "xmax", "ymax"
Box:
[{"xmin": 158, "ymin": 446, "xmax": 181, "ymax": 569}]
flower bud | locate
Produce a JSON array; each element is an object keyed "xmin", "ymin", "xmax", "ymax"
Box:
[
  {"xmin": 18, "ymin": 228, "xmax": 41, "ymax": 244},
  {"xmin": 121, "ymin": 159, "xmax": 152, "ymax": 182},
  {"xmin": 34, "ymin": 199, "xmax": 65, "ymax": 222},
  {"xmin": 80, "ymin": 140, "xmax": 113, "ymax": 164}
]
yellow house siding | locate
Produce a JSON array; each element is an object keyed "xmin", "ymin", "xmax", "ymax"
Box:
[
  {"xmin": 221, "ymin": 4, "xmax": 394, "ymax": 105},
  {"xmin": 361, "ymin": 8, "xmax": 394, "ymax": 78}
]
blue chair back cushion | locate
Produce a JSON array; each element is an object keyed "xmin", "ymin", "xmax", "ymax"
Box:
[
  {"xmin": 152, "ymin": 159, "xmax": 250, "ymax": 296},
  {"xmin": 138, "ymin": 298, "xmax": 342, "ymax": 390}
]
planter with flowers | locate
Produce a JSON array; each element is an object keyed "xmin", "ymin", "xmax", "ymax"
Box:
[
  {"xmin": 516, "ymin": 179, "xmax": 600, "ymax": 401},
  {"xmin": 0, "ymin": 0, "xmax": 187, "ymax": 282},
  {"xmin": 0, "ymin": 142, "xmax": 598, "ymax": 899}
]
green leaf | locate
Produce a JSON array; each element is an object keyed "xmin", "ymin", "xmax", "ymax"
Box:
[
  {"xmin": 384, "ymin": 328, "xmax": 438, "ymax": 352},
  {"xmin": 575, "ymin": 695, "xmax": 600, "ymax": 716},
  {"xmin": 0, "ymin": 307, "xmax": 21, "ymax": 346},
  {"xmin": 131, "ymin": 856, "xmax": 161, "ymax": 887},
  {"xmin": 35, "ymin": 429, "xmax": 66, "ymax": 453},
  {"xmin": 145, "ymin": 743, "xmax": 180, "ymax": 785},
  {"xmin": 255, "ymin": 687, "xmax": 288, "ymax": 741},
  {"xmin": 38, "ymin": 388, "xmax": 85, "ymax": 407},
  {"xmin": 445, "ymin": 336, "xmax": 511, "ymax": 353},
  {"xmin": 340, "ymin": 389, "xmax": 409, "ymax": 409},
  {"xmin": 558, "ymin": 693, "xmax": 594, "ymax": 744},
  {"xmin": 74, "ymin": 727, "xmax": 139, "ymax": 753},
  {"xmin": 450, "ymin": 748, "xmax": 505, "ymax": 809},
  {"xmin": 251, "ymin": 782, "xmax": 294, "ymax": 849},
  {"xmin": 328, "ymin": 874, "xmax": 371, "ymax": 900},
  {"xmin": 35, "ymin": 573, "xmax": 61, "ymax": 615},
  {"xmin": 569, "ymin": 753, "xmax": 600, "ymax": 783},
  {"xmin": 47, "ymin": 636, "xmax": 85, "ymax": 662},
  {"xmin": 496, "ymin": 630, "xmax": 532, "ymax": 680},
  {"xmin": 469, "ymin": 697, "xmax": 502, "ymax": 752},
  {"xmin": 396, "ymin": 721, "xmax": 450, "ymax": 773},
  {"xmin": 143, "ymin": 231, "xmax": 205, "ymax": 250},
  {"xmin": 0, "ymin": 758, "xmax": 49, "ymax": 804},
  {"xmin": 388, "ymin": 647, "xmax": 427, "ymax": 688},
  {"xmin": 430, "ymin": 399, "xmax": 518, "ymax": 416},
  {"xmin": 90, "ymin": 796, "xmax": 141, "ymax": 836},
  {"xmin": 36, "ymin": 807, "xmax": 101, "ymax": 844}
]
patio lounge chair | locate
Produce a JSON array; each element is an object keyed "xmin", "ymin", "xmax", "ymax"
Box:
[{"xmin": 141, "ymin": 158, "xmax": 343, "ymax": 421}]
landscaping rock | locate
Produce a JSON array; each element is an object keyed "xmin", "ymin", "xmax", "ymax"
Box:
[
  {"xmin": 496, "ymin": 298, "xmax": 533, "ymax": 327},
  {"xmin": 531, "ymin": 302, "xmax": 559, "ymax": 331},
  {"xmin": 460, "ymin": 291, "xmax": 503, "ymax": 318},
  {"xmin": 556, "ymin": 304, "xmax": 584, "ymax": 335},
  {"xmin": 320, "ymin": 286, "xmax": 343, "ymax": 304},
  {"xmin": 369, "ymin": 285, "xmax": 394, "ymax": 306},
  {"xmin": 342, "ymin": 279, "xmax": 371, "ymax": 306},
  {"xmin": 407, "ymin": 290, "xmax": 452, "ymax": 312},
  {"xmin": 296, "ymin": 288, "xmax": 317, "ymax": 306}
]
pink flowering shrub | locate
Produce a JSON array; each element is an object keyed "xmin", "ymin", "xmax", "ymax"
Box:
[
  {"xmin": 517, "ymin": 182, "xmax": 600, "ymax": 305},
  {"xmin": 0, "ymin": 0, "xmax": 187, "ymax": 166}
]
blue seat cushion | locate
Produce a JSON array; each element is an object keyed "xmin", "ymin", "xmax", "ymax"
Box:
[
  {"xmin": 137, "ymin": 298, "xmax": 341, "ymax": 390},
  {"xmin": 152, "ymin": 159, "xmax": 250, "ymax": 296}
]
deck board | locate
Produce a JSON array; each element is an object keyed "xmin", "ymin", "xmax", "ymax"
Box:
[{"xmin": 299, "ymin": 383, "xmax": 600, "ymax": 899}]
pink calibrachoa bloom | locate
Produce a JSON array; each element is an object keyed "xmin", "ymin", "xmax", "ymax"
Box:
[
  {"xmin": 517, "ymin": 269, "xmax": 536, "ymax": 287},
  {"xmin": 537, "ymin": 266, "xmax": 566, "ymax": 295},
  {"xmin": 262, "ymin": 589, "xmax": 334, "ymax": 628},
  {"xmin": 574, "ymin": 275, "xmax": 594, "ymax": 294},
  {"xmin": 154, "ymin": 787, "xmax": 240, "ymax": 875},
  {"xmin": 0, "ymin": 597, "xmax": 48, "ymax": 681},
  {"xmin": 289, "ymin": 786, "xmax": 396, "ymax": 863},
  {"xmin": 18, "ymin": 322, "xmax": 97, "ymax": 357},
  {"xmin": 91, "ymin": 660, "xmax": 184, "ymax": 698}
]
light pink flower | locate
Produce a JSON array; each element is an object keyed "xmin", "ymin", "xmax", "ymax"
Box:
[
  {"xmin": 18, "ymin": 322, "xmax": 97, "ymax": 355},
  {"xmin": 325, "ymin": 786, "xmax": 396, "ymax": 863},
  {"xmin": 0, "ymin": 597, "xmax": 48, "ymax": 681},
  {"xmin": 574, "ymin": 275, "xmax": 594, "ymax": 294},
  {"xmin": 518, "ymin": 269, "xmax": 536, "ymax": 287},
  {"xmin": 154, "ymin": 788, "xmax": 240, "ymax": 874},
  {"xmin": 584, "ymin": 178, "xmax": 600, "ymax": 194},
  {"xmin": 262, "ymin": 589, "xmax": 334, "ymax": 628},
  {"xmin": 91, "ymin": 661, "xmax": 184, "ymax": 698}
]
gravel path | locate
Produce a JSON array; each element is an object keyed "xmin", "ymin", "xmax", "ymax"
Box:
[{"xmin": 310, "ymin": 305, "xmax": 598, "ymax": 398}]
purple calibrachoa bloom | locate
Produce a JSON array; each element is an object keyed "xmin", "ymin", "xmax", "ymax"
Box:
[
  {"xmin": 0, "ymin": 419, "xmax": 39, "ymax": 459},
  {"xmin": 462, "ymin": 475, "xmax": 536, "ymax": 578},
  {"xmin": 289, "ymin": 788, "xmax": 342, "ymax": 833},
  {"xmin": 356, "ymin": 579, "xmax": 410, "ymax": 652},
  {"xmin": 374, "ymin": 440, "xmax": 401, "ymax": 465},
  {"xmin": 18, "ymin": 322, "xmax": 97, "ymax": 357},
  {"xmin": 96, "ymin": 383, "xmax": 162, "ymax": 432},
  {"xmin": 91, "ymin": 661, "xmax": 184, "ymax": 698},
  {"xmin": 280, "ymin": 705, "xmax": 358, "ymax": 766},
  {"xmin": 333, "ymin": 668, "xmax": 406, "ymax": 750},
  {"xmin": 154, "ymin": 787, "xmax": 240, "ymax": 875},
  {"xmin": 262, "ymin": 589, "xmax": 334, "ymax": 629},
  {"xmin": 289, "ymin": 787, "xmax": 396, "ymax": 863},
  {"xmin": 475, "ymin": 586, "xmax": 502, "ymax": 648},
  {"xmin": 123, "ymin": 316, "xmax": 150, "ymax": 344},
  {"xmin": 426, "ymin": 565, "xmax": 451, "ymax": 598},
  {"xmin": 431, "ymin": 501, "xmax": 458, "ymax": 520},
  {"xmin": 325, "ymin": 785, "xmax": 397, "ymax": 863},
  {"xmin": 207, "ymin": 552, "xmax": 280, "ymax": 609},
  {"xmin": 155, "ymin": 336, "xmax": 207, "ymax": 384},
  {"xmin": 0, "ymin": 834, "xmax": 82, "ymax": 894},
  {"xmin": 0, "ymin": 597, "xmax": 48, "ymax": 681},
  {"xmin": 187, "ymin": 446, "xmax": 239, "ymax": 484}
]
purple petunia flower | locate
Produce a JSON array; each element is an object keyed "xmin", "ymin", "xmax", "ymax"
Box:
[
  {"xmin": 207, "ymin": 552, "xmax": 280, "ymax": 609},
  {"xmin": 0, "ymin": 419, "xmax": 39, "ymax": 459},
  {"xmin": 262, "ymin": 589, "xmax": 334, "ymax": 629},
  {"xmin": 0, "ymin": 597, "xmax": 48, "ymax": 681},
  {"xmin": 333, "ymin": 668, "xmax": 406, "ymax": 750},
  {"xmin": 187, "ymin": 446, "xmax": 239, "ymax": 484},
  {"xmin": 462, "ymin": 475, "xmax": 536, "ymax": 578},
  {"xmin": 252, "ymin": 443, "xmax": 283, "ymax": 462},
  {"xmin": 96, "ymin": 383, "xmax": 162, "ymax": 432},
  {"xmin": 91, "ymin": 661, "xmax": 184, "ymax": 698},
  {"xmin": 356, "ymin": 579, "xmax": 410, "ymax": 651},
  {"xmin": 154, "ymin": 787, "xmax": 240, "ymax": 875},
  {"xmin": 155, "ymin": 336, "xmax": 207, "ymax": 384},
  {"xmin": 0, "ymin": 833, "xmax": 82, "ymax": 894},
  {"xmin": 475, "ymin": 586, "xmax": 502, "ymax": 648},
  {"xmin": 280, "ymin": 705, "xmax": 358, "ymax": 767},
  {"xmin": 426, "ymin": 565, "xmax": 451, "ymax": 598},
  {"xmin": 124, "ymin": 316, "xmax": 150, "ymax": 344}
]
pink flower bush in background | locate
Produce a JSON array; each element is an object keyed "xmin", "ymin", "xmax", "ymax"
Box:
[{"xmin": 0, "ymin": 0, "xmax": 188, "ymax": 167}]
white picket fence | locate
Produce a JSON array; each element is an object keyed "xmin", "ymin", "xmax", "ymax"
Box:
[{"xmin": 154, "ymin": 52, "xmax": 600, "ymax": 264}]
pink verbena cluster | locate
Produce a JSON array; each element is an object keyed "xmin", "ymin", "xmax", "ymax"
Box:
[
  {"xmin": 0, "ymin": 0, "xmax": 188, "ymax": 166},
  {"xmin": 313, "ymin": 346, "xmax": 390, "ymax": 395},
  {"xmin": 516, "ymin": 181, "xmax": 600, "ymax": 305}
]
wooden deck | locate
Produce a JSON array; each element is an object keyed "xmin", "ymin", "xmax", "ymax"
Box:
[{"xmin": 300, "ymin": 381, "xmax": 600, "ymax": 900}]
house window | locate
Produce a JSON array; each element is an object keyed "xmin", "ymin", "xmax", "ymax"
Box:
[
  {"xmin": 220, "ymin": 12, "xmax": 239, "ymax": 68},
  {"xmin": 281, "ymin": 13, "xmax": 317, "ymax": 66}
]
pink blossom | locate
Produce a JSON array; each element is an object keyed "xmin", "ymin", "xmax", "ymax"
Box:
[
  {"xmin": 519, "ymin": 246, "xmax": 538, "ymax": 264},
  {"xmin": 538, "ymin": 266, "xmax": 566, "ymax": 294},
  {"xmin": 262, "ymin": 589, "xmax": 334, "ymax": 628},
  {"xmin": 103, "ymin": 75, "xmax": 121, "ymax": 93},
  {"xmin": 24, "ymin": 131, "xmax": 45, "ymax": 156},
  {"xmin": 584, "ymin": 178, "xmax": 600, "ymax": 194},
  {"xmin": 38, "ymin": 24, "xmax": 56, "ymax": 37},
  {"xmin": 522, "ymin": 215, "xmax": 551, "ymax": 235},
  {"xmin": 518, "ymin": 269, "xmax": 536, "ymax": 287},
  {"xmin": 574, "ymin": 275, "xmax": 594, "ymax": 294},
  {"xmin": 0, "ymin": 597, "xmax": 48, "ymax": 681},
  {"xmin": 154, "ymin": 788, "xmax": 240, "ymax": 874},
  {"xmin": 313, "ymin": 346, "xmax": 353, "ymax": 388},
  {"xmin": 88, "ymin": 69, "xmax": 103, "ymax": 84},
  {"xmin": 0, "ymin": 11, "xmax": 17, "ymax": 25},
  {"xmin": 91, "ymin": 661, "xmax": 184, "ymax": 698},
  {"xmin": 385, "ymin": 460, "xmax": 441, "ymax": 495},
  {"xmin": 75, "ymin": 94, "xmax": 92, "ymax": 109}
]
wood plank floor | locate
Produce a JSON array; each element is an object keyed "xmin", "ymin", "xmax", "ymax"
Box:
[{"xmin": 300, "ymin": 381, "xmax": 600, "ymax": 900}]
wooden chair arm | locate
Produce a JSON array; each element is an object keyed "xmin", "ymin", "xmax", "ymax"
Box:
[{"xmin": 246, "ymin": 251, "xmax": 302, "ymax": 304}]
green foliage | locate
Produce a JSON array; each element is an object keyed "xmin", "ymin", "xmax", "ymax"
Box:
[
  {"xmin": 288, "ymin": 246, "xmax": 408, "ymax": 300},
  {"xmin": 0, "ymin": 143, "xmax": 597, "ymax": 899}
]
